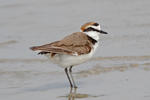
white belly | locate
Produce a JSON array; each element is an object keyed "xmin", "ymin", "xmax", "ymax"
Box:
[{"xmin": 45, "ymin": 43, "xmax": 98, "ymax": 68}]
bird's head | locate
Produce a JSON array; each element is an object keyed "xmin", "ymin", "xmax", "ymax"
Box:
[{"xmin": 80, "ymin": 22, "xmax": 108, "ymax": 34}]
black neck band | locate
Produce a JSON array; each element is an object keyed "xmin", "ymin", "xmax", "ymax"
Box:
[{"xmin": 86, "ymin": 35, "xmax": 98, "ymax": 45}]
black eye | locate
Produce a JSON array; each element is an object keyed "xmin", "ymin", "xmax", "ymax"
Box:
[{"xmin": 93, "ymin": 23, "xmax": 99, "ymax": 26}]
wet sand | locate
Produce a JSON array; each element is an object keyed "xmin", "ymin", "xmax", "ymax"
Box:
[
  {"xmin": 0, "ymin": 55, "xmax": 150, "ymax": 100},
  {"xmin": 0, "ymin": 0, "xmax": 150, "ymax": 100}
]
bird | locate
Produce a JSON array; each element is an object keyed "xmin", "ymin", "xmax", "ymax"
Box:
[{"xmin": 30, "ymin": 22, "xmax": 108, "ymax": 88}]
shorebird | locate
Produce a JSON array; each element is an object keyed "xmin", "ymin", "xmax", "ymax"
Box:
[{"xmin": 30, "ymin": 22, "xmax": 108, "ymax": 88}]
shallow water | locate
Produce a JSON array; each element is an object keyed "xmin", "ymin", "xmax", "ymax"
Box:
[{"xmin": 0, "ymin": 0, "xmax": 150, "ymax": 100}]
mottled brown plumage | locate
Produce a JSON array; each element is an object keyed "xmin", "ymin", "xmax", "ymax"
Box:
[{"xmin": 30, "ymin": 32, "xmax": 94, "ymax": 55}]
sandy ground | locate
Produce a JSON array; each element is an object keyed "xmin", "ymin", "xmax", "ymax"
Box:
[{"xmin": 0, "ymin": 0, "xmax": 150, "ymax": 100}]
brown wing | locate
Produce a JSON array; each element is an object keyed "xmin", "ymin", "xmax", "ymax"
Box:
[{"xmin": 30, "ymin": 32, "xmax": 93, "ymax": 55}]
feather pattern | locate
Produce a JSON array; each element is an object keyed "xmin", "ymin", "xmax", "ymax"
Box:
[{"xmin": 30, "ymin": 32, "xmax": 96, "ymax": 56}]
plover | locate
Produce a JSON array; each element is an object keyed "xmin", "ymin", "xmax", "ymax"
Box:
[{"xmin": 30, "ymin": 22, "xmax": 108, "ymax": 88}]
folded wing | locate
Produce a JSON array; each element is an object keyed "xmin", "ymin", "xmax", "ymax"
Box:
[{"xmin": 30, "ymin": 32, "xmax": 93, "ymax": 56}]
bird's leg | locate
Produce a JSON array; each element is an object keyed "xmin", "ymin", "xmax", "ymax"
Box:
[
  {"xmin": 65, "ymin": 68, "xmax": 73, "ymax": 88},
  {"xmin": 69, "ymin": 66, "xmax": 78, "ymax": 88}
]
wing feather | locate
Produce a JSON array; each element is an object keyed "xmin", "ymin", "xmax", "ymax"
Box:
[{"xmin": 30, "ymin": 32, "xmax": 93, "ymax": 55}]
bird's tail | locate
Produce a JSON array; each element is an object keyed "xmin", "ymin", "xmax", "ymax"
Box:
[{"xmin": 30, "ymin": 46, "xmax": 40, "ymax": 51}]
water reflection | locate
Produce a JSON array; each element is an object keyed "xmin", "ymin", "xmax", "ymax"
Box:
[
  {"xmin": 68, "ymin": 88, "xmax": 77, "ymax": 100},
  {"xmin": 59, "ymin": 88, "xmax": 100, "ymax": 100},
  {"xmin": 67, "ymin": 88, "xmax": 90, "ymax": 100}
]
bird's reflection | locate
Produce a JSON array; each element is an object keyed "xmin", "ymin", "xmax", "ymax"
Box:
[
  {"xmin": 59, "ymin": 87, "xmax": 100, "ymax": 99},
  {"xmin": 68, "ymin": 88, "xmax": 77, "ymax": 100},
  {"xmin": 67, "ymin": 88, "xmax": 93, "ymax": 100}
]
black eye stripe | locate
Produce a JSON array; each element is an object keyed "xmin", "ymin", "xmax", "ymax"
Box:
[
  {"xmin": 83, "ymin": 27, "xmax": 100, "ymax": 32},
  {"xmin": 93, "ymin": 23, "xmax": 99, "ymax": 26}
]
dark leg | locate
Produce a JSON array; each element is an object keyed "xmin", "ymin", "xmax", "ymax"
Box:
[
  {"xmin": 65, "ymin": 68, "xmax": 73, "ymax": 88},
  {"xmin": 69, "ymin": 66, "xmax": 77, "ymax": 88}
]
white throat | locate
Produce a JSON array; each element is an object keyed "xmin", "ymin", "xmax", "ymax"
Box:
[{"xmin": 84, "ymin": 31, "xmax": 100, "ymax": 41}]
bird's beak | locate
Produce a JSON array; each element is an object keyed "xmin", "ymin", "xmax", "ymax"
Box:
[{"xmin": 99, "ymin": 30, "xmax": 108, "ymax": 34}]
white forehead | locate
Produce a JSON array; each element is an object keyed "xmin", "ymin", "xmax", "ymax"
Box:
[{"xmin": 91, "ymin": 24, "xmax": 101, "ymax": 30}]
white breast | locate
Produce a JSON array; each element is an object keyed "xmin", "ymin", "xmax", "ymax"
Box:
[{"xmin": 46, "ymin": 42, "xmax": 99, "ymax": 68}]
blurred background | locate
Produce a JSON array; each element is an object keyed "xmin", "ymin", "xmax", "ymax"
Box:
[{"xmin": 0, "ymin": 0, "xmax": 150, "ymax": 100}]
